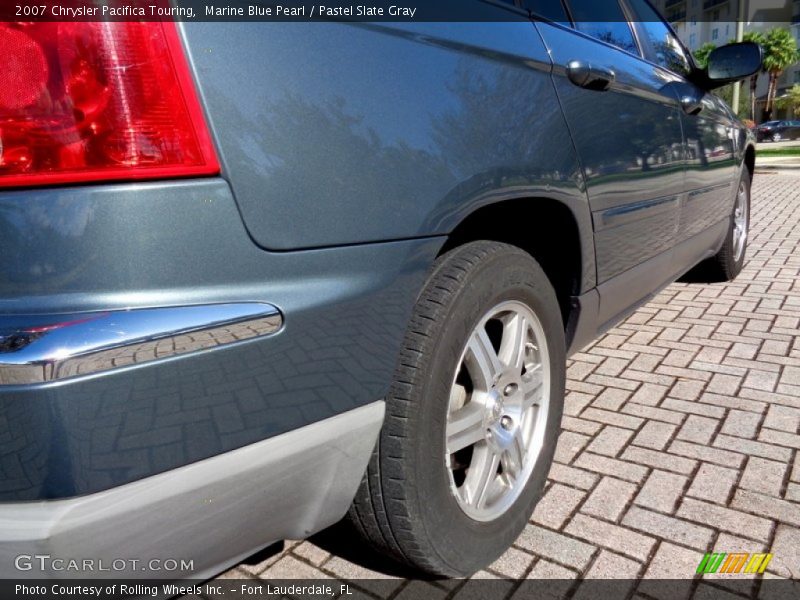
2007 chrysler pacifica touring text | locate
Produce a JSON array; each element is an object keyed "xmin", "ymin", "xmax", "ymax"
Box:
[{"xmin": 0, "ymin": 0, "xmax": 761, "ymax": 581}]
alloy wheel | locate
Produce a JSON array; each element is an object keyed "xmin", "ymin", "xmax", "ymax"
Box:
[
  {"xmin": 444, "ymin": 300, "xmax": 550, "ymax": 522},
  {"xmin": 732, "ymin": 179, "xmax": 749, "ymax": 263}
]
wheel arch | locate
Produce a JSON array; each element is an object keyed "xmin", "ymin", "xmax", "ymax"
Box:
[
  {"xmin": 438, "ymin": 196, "xmax": 594, "ymax": 329},
  {"xmin": 744, "ymin": 143, "xmax": 756, "ymax": 178}
]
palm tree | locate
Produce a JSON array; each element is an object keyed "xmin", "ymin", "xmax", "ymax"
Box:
[
  {"xmin": 742, "ymin": 31, "xmax": 766, "ymax": 122},
  {"xmin": 762, "ymin": 28, "xmax": 800, "ymax": 121}
]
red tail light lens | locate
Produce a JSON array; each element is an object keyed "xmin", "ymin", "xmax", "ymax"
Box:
[{"xmin": 0, "ymin": 21, "xmax": 219, "ymax": 188}]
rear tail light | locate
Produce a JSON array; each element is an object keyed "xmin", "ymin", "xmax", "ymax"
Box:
[{"xmin": 0, "ymin": 21, "xmax": 219, "ymax": 188}]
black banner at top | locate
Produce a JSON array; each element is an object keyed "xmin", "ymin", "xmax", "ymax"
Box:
[{"xmin": 2, "ymin": 0, "xmax": 795, "ymax": 23}]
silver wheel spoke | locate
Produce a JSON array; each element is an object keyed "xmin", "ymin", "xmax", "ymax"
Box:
[
  {"xmin": 733, "ymin": 182, "xmax": 748, "ymax": 262},
  {"xmin": 499, "ymin": 313, "xmax": 528, "ymax": 371},
  {"xmin": 466, "ymin": 327, "xmax": 503, "ymax": 390},
  {"xmin": 446, "ymin": 402, "xmax": 485, "ymax": 453},
  {"xmin": 521, "ymin": 365, "xmax": 544, "ymax": 410},
  {"xmin": 502, "ymin": 430, "xmax": 526, "ymax": 480},
  {"xmin": 465, "ymin": 447, "xmax": 500, "ymax": 509}
]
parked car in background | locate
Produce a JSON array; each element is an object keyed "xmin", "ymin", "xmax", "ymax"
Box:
[
  {"xmin": 0, "ymin": 0, "xmax": 761, "ymax": 582},
  {"xmin": 756, "ymin": 120, "xmax": 800, "ymax": 142}
]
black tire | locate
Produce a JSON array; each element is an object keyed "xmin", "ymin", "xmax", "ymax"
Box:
[
  {"xmin": 689, "ymin": 168, "xmax": 751, "ymax": 283},
  {"xmin": 347, "ymin": 241, "xmax": 566, "ymax": 577}
]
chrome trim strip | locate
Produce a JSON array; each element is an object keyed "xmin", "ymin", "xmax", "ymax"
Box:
[{"xmin": 0, "ymin": 303, "xmax": 282, "ymax": 385}]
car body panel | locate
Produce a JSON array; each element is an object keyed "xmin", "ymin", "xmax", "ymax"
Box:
[
  {"xmin": 535, "ymin": 16, "xmax": 750, "ymax": 338},
  {"xmin": 674, "ymin": 85, "xmax": 739, "ymax": 269},
  {"xmin": 534, "ymin": 20, "xmax": 687, "ymax": 329},
  {"xmin": 0, "ymin": 179, "xmax": 440, "ymax": 501},
  {"xmin": 535, "ymin": 22, "xmax": 685, "ymax": 286},
  {"xmin": 181, "ymin": 20, "xmax": 593, "ymax": 287}
]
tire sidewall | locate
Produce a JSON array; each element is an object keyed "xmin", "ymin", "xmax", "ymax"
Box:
[{"xmin": 727, "ymin": 169, "xmax": 752, "ymax": 275}]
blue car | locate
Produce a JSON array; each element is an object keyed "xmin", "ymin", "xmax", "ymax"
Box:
[
  {"xmin": 756, "ymin": 120, "xmax": 800, "ymax": 142},
  {"xmin": 0, "ymin": 0, "xmax": 760, "ymax": 580}
]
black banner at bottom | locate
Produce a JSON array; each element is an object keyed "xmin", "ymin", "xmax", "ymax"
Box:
[{"xmin": 2, "ymin": 579, "xmax": 799, "ymax": 600}]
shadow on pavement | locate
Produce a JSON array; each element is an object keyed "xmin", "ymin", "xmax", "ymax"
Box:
[{"xmin": 310, "ymin": 520, "xmax": 432, "ymax": 579}]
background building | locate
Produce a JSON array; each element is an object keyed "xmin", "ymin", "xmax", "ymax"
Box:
[{"xmin": 653, "ymin": 0, "xmax": 797, "ymax": 120}]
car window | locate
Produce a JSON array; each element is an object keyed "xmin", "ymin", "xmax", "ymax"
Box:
[
  {"xmin": 625, "ymin": 0, "xmax": 692, "ymax": 76},
  {"xmin": 563, "ymin": 0, "xmax": 639, "ymax": 55},
  {"xmin": 519, "ymin": 0, "xmax": 569, "ymax": 22}
]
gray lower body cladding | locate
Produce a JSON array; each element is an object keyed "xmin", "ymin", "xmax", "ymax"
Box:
[{"xmin": 0, "ymin": 402, "xmax": 384, "ymax": 580}]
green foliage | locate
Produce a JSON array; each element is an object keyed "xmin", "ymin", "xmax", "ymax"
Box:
[
  {"xmin": 693, "ymin": 43, "xmax": 717, "ymax": 70},
  {"xmin": 754, "ymin": 147, "xmax": 800, "ymax": 156},
  {"xmin": 742, "ymin": 31, "xmax": 766, "ymax": 47},
  {"xmin": 774, "ymin": 84, "xmax": 800, "ymax": 117},
  {"xmin": 714, "ymin": 83, "xmax": 750, "ymax": 110}
]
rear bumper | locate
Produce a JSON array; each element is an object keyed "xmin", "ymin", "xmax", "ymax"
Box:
[
  {"xmin": 0, "ymin": 401, "xmax": 384, "ymax": 579},
  {"xmin": 0, "ymin": 178, "xmax": 441, "ymax": 502}
]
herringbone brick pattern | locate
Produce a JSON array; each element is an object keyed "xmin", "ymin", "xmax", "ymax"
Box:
[{"xmin": 209, "ymin": 175, "xmax": 800, "ymax": 592}]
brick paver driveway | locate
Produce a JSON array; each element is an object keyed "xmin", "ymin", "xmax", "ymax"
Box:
[{"xmin": 212, "ymin": 174, "xmax": 800, "ymax": 593}]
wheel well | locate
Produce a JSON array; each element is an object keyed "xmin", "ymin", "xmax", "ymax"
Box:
[
  {"xmin": 745, "ymin": 145, "xmax": 756, "ymax": 177},
  {"xmin": 438, "ymin": 199, "xmax": 582, "ymax": 327}
]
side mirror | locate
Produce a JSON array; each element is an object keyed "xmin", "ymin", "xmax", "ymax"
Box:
[{"xmin": 706, "ymin": 42, "xmax": 763, "ymax": 87}]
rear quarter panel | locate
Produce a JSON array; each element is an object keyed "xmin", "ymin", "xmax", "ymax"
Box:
[{"xmin": 181, "ymin": 19, "xmax": 592, "ymax": 281}]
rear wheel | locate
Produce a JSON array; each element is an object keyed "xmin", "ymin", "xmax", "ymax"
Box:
[
  {"xmin": 692, "ymin": 169, "xmax": 751, "ymax": 282},
  {"xmin": 347, "ymin": 241, "xmax": 565, "ymax": 576}
]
